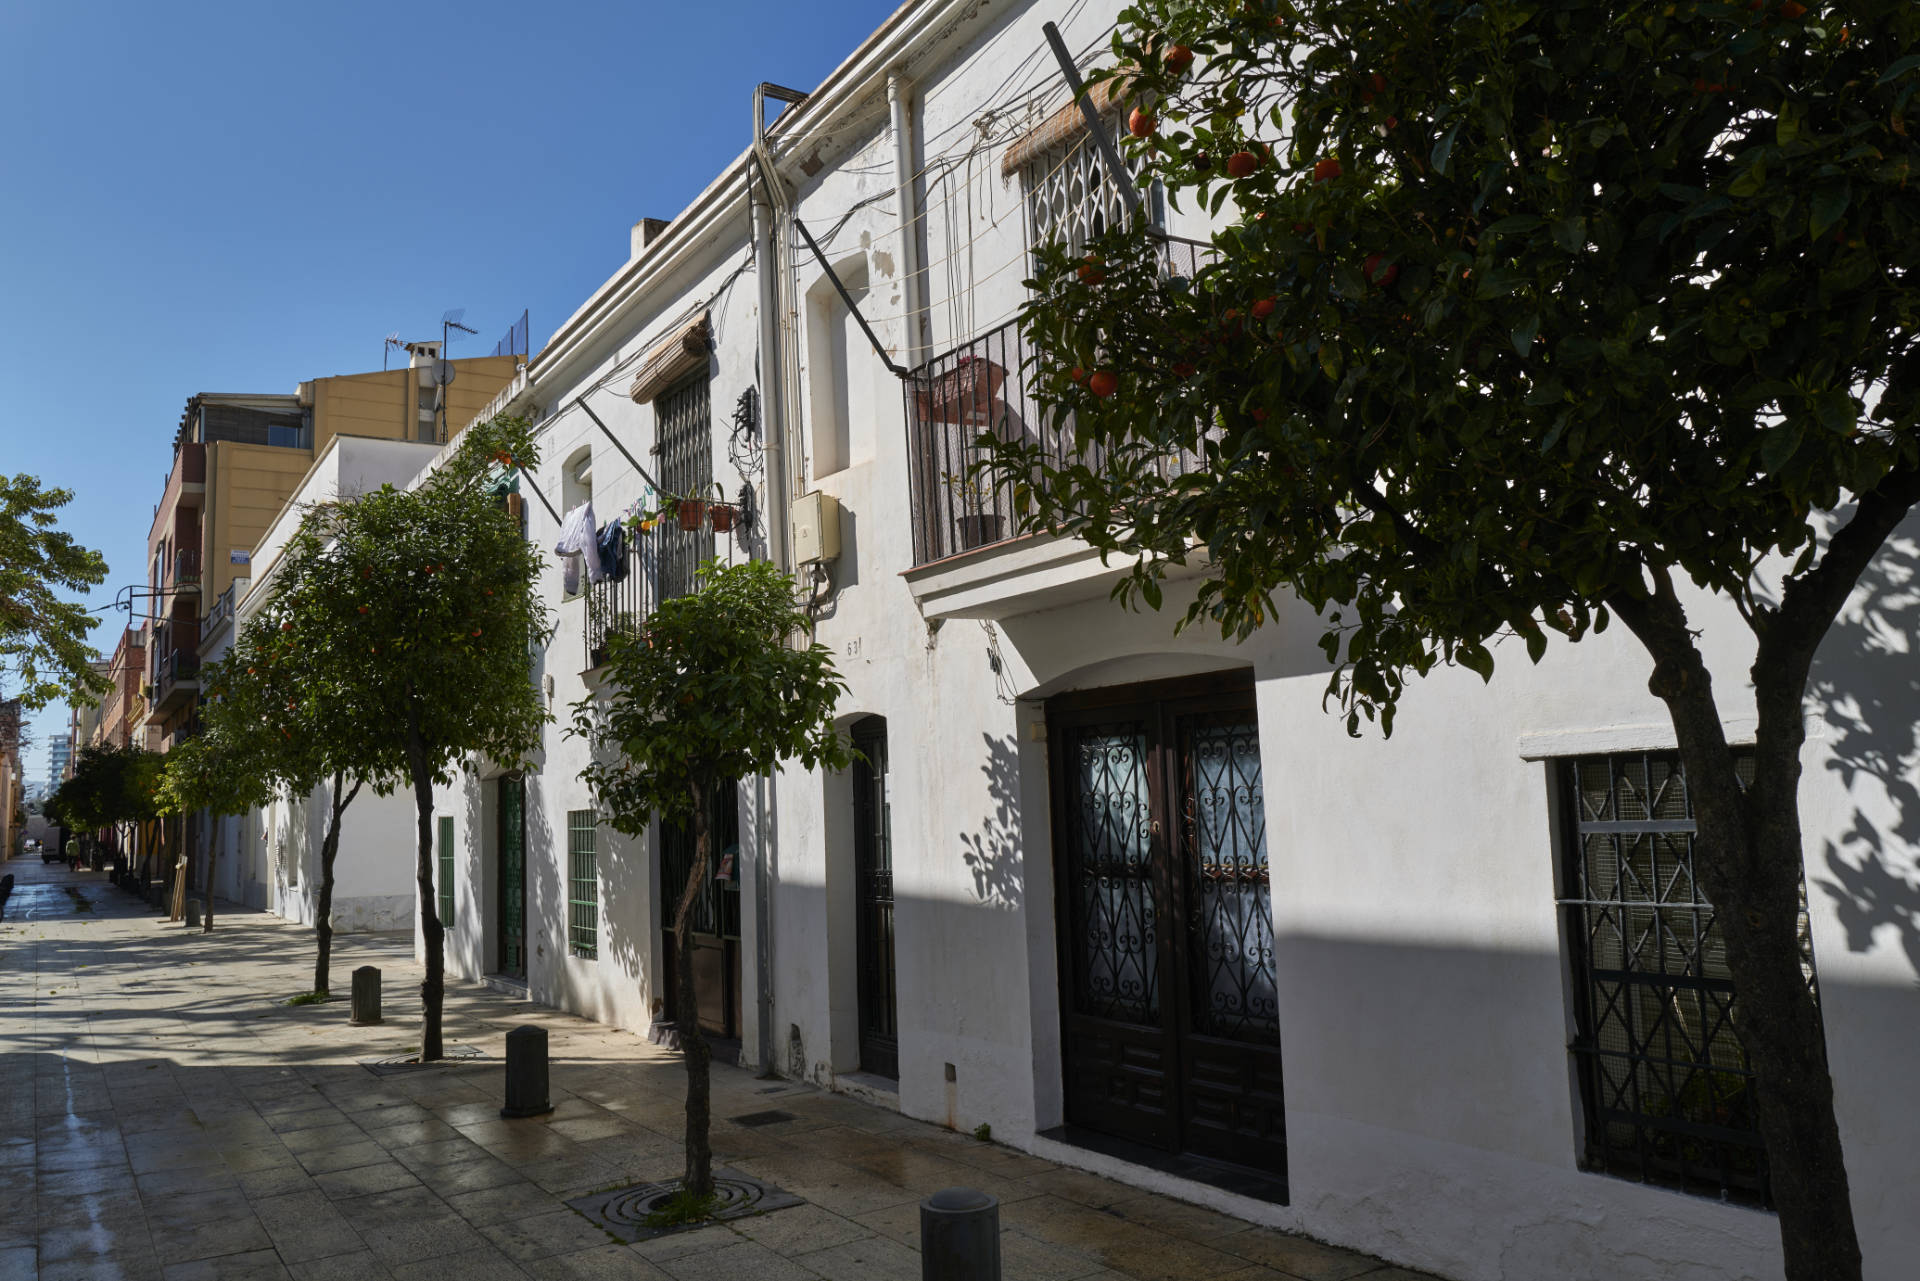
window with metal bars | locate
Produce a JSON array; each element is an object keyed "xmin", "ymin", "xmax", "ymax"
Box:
[
  {"xmin": 568, "ymin": 809, "xmax": 599, "ymax": 960},
  {"xmin": 653, "ymin": 374, "xmax": 713, "ymax": 603},
  {"xmin": 1556, "ymin": 751, "xmax": 1818, "ymax": 1208},
  {"xmin": 436, "ymin": 816, "xmax": 454, "ymax": 929}
]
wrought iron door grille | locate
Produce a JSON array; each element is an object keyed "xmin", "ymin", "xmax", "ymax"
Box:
[
  {"xmin": 662, "ymin": 781, "xmax": 741, "ymax": 940},
  {"xmin": 1063, "ymin": 722, "xmax": 1159, "ymax": 1023},
  {"xmin": 1180, "ymin": 716, "xmax": 1276, "ymax": 1043},
  {"xmin": 569, "ymin": 809, "xmax": 599, "ymax": 960},
  {"xmin": 1557, "ymin": 751, "xmax": 1815, "ymax": 1208},
  {"xmin": 437, "ymin": 816, "xmax": 454, "ymax": 929}
]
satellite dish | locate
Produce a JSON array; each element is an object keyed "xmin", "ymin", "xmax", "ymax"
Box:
[{"xmin": 434, "ymin": 359, "xmax": 457, "ymax": 386}]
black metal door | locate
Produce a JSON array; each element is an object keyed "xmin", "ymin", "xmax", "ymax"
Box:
[
  {"xmin": 1050, "ymin": 675, "xmax": 1284, "ymax": 1173},
  {"xmin": 498, "ymin": 776, "xmax": 526, "ymax": 978},
  {"xmin": 852, "ymin": 717, "xmax": 898, "ymax": 1078}
]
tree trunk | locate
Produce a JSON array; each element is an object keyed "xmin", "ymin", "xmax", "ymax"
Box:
[
  {"xmin": 1615, "ymin": 587, "xmax": 1861, "ymax": 1281},
  {"xmin": 202, "ymin": 809, "xmax": 217, "ymax": 933},
  {"xmin": 676, "ymin": 779, "xmax": 715, "ymax": 1198},
  {"xmin": 312, "ymin": 771, "xmax": 362, "ymax": 996},
  {"xmin": 406, "ymin": 710, "xmax": 445, "ymax": 1062}
]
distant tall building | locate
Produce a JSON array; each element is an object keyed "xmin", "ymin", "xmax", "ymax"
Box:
[{"xmin": 50, "ymin": 731, "xmax": 72, "ymax": 784}]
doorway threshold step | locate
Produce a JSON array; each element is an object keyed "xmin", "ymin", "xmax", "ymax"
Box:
[
  {"xmin": 483, "ymin": 973, "xmax": 529, "ymax": 1000},
  {"xmin": 1037, "ymin": 1124, "xmax": 1289, "ymax": 1206}
]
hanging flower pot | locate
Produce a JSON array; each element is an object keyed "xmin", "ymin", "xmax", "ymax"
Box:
[
  {"xmin": 709, "ymin": 503, "xmax": 736, "ymax": 534},
  {"xmin": 677, "ymin": 499, "xmax": 706, "ymax": 531}
]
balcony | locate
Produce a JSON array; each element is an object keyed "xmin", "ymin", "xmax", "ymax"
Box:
[
  {"xmin": 200, "ymin": 584, "xmax": 237, "ymax": 647},
  {"xmin": 899, "ymin": 237, "xmax": 1214, "ymax": 619},
  {"xmin": 153, "ymin": 633, "xmax": 201, "ymax": 716},
  {"xmin": 171, "ymin": 546, "xmax": 202, "ymax": 593},
  {"xmin": 583, "ymin": 520, "xmax": 710, "ymax": 670}
]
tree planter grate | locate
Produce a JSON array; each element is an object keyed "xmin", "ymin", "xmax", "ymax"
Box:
[
  {"xmin": 357, "ymin": 1044, "xmax": 487, "ymax": 1077},
  {"xmin": 728, "ymin": 1109, "xmax": 798, "ymax": 1128},
  {"xmin": 566, "ymin": 1167, "xmax": 802, "ymax": 1240}
]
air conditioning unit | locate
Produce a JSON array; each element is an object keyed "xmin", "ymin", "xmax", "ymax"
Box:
[{"xmin": 792, "ymin": 491, "xmax": 841, "ymax": 565}]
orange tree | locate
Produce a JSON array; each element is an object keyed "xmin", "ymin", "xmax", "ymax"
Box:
[
  {"xmin": 155, "ymin": 709, "xmax": 273, "ymax": 933},
  {"xmin": 981, "ymin": 3, "xmax": 1919, "ymax": 1277},
  {"xmin": 266, "ymin": 416, "xmax": 549, "ymax": 1058},
  {"xmin": 571, "ymin": 559, "xmax": 849, "ymax": 1205},
  {"xmin": 2, "ymin": 473, "xmax": 110, "ymax": 710}
]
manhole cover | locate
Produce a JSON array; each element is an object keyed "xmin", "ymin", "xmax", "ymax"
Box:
[
  {"xmin": 730, "ymin": 1109, "xmax": 798, "ymax": 1127},
  {"xmin": 567, "ymin": 1167, "xmax": 802, "ymax": 1240},
  {"xmin": 357, "ymin": 1044, "xmax": 487, "ymax": 1076}
]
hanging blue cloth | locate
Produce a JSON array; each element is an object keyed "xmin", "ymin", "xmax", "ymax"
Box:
[{"xmin": 597, "ymin": 520, "xmax": 627, "ymax": 583}]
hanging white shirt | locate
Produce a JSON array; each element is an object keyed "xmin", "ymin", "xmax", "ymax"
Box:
[{"xmin": 554, "ymin": 500, "xmax": 603, "ymax": 594}]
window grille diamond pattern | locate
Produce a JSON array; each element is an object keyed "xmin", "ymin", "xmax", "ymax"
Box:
[
  {"xmin": 1182, "ymin": 718, "xmax": 1276, "ymax": 1042},
  {"xmin": 1558, "ymin": 752, "xmax": 1816, "ymax": 1208},
  {"xmin": 569, "ymin": 809, "xmax": 599, "ymax": 960},
  {"xmin": 1064, "ymin": 724, "xmax": 1158, "ymax": 1024},
  {"xmin": 1024, "ymin": 128, "xmax": 1148, "ymax": 260}
]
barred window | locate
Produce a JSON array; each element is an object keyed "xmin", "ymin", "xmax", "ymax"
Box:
[
  {"xmin": 1022, "ymin": 127, "xmax": 1160, "ymax": 263},
  {"xmin": 1557, "ymin": 751, "xmax": 1816, "ymax": 1208},
  {"xmin": 569, "ymin": 809, "xmax": 599, "ymax": 960},
  {"xmin": 436, "ymin": 816, "xmax": 454, "ymax": 929}
]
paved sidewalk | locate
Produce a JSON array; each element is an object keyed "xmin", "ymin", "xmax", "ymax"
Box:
[{"xmin": 0, "ymin": 855, "xmax": 1438, "ymax": 1281}]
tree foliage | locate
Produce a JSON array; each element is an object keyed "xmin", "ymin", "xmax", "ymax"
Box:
[
  {"xmin": 1000, "ymin": 0, "xmax": 1918, "ymax": 731},
  {"xmin": 265, "ymin": 416, "xmax": 551, "ymax": 1052},
  {"xmin": 984, "ymin": 4, "xmax": 1920, "ymax": 1278},
  {"xmin": 572, "ymin": 558, "xmax": 850, "ymax": 1199},
  {"xmin": 49, "ymin": 743, "xmax": 163, "ymax": 837},
  {"xmin": 2, "ymin": 474, "xmax": 110, "ymax": 709}
]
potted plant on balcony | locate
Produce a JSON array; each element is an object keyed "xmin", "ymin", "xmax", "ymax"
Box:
[
  {"xmin": 942, "ymin": 470, "xmax": 1003, "ymax": 551},
  {"xmin": 676, "ymin": 496, "xmax": 707, "ymax": 531},
  {"xmin": 914, "ymin": 353, "xmax": 1008, "ymax": 425}
]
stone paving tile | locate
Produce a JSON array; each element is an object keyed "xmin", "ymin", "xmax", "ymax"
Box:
[
  {"xmin": 521, "ymin": 1244, "xmax": 673, "ymax": 1280},
  {"xmin": 0, "ymin": 860, "xmax": 1435, "ymax": 1281}
]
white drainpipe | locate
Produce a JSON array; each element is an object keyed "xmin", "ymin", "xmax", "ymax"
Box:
[{"xmin": 888, "ymin": 71, "xmax": 927, "ymax": 368}]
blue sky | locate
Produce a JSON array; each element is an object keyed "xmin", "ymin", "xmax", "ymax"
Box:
[{"xmin": 0, "ymin": 0, "xmax": 899, "ymax": 785}]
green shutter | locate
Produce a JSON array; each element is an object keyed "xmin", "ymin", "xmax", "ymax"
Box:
[
  {"xmin": 437, "ymin": 816, "xmax": 454, "ymax": 929},
  {"xmin": 568, "ymin": 809, "xmax": 599, "ymax": 959}
]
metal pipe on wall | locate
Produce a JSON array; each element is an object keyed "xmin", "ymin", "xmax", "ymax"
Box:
[{"xmin": 888, "ymin": 71, "xmax": 928, "ymax": 369}]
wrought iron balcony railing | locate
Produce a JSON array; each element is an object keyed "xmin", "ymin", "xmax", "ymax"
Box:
[
  {"xmin": 172, "ymin": 546, "xmax": 202, "ymax": 590},
  {"xmin": 583, "ymin": 519, "xmax": 710, "ymax": 670},
  {"xmin": 901, "ymin": 236, "xmax": 1216, "ymax": 568},
  {"xmin": 200, "ymin": 584, "xmax": 236, "ymax": 646}
]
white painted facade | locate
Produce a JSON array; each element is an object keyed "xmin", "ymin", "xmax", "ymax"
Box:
[
  {"xmin": 396, "ymin": 2, "xmax": 1920, "ymax": 1279},
  {"xmin": 232, "ymin": 434, "xmax": 441, "ymax": 934}
]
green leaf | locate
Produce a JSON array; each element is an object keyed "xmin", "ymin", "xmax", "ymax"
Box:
[
  {"xmin": 1877, "ymin": 54, "xmax": 1920, "ymax": 86},
  {"xmin": 1431, "ymin": 122, "xmax": 1461, "ymax": 176},
  {"xmin": 1808, "ymin": 180, "xmax": 1851, "ymax": 241},
  {"xmin": 1760, "ymin": 422, "xmax": 1802, "ymax": 473},
  {"xmin": 1510, "ymin": 314, "xmax": 1540, "ymax": 356}
]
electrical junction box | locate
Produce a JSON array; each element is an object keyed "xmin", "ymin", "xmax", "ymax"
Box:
[{"xmin": 793, "ymin": 490, "xmax": 841, "ymax": 564}]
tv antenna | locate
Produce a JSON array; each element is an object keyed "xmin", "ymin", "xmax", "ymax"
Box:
[
  {"xmin": 437, "ymin": 310, "xmax": 480, "ymax": 442},
  {"xmin": 383, "ymin": 331, "xmax": 404, "ymax": 371}
]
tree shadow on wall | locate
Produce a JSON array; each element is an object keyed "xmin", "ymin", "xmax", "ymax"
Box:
[
  {"xmin": 960, "ymin": 733, "xmax": 1023, "ymax": 911},
  {"xmin": 1805, "ymin": 517, "xmax": 1920, "ymax": 985}
]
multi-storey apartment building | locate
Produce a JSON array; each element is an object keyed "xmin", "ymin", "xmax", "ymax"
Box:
[
  {"xmin": 320, "ymin": 2, "xmax": 1920, "ymax": 1278},
  {"xmin": 134, "ymin": 343, "xmax": 524, "ymax": 755}
]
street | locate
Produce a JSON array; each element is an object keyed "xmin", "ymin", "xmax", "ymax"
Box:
[{"xmin": 0, "ymin": 854, "xmax": 1428, "ymax": 1281}]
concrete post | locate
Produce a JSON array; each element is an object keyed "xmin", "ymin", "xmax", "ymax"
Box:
[
  {"xmin": 920, "ymin": 1187, "xmax": 1000, "ymax": 1281},
  {"xmin": 183, "ymin": 900, "xmax": 201, "ymax": 928},
  {"xmin": 349, "ymin": 966, "xmax": 382, "ymax": 1026},
  {"xmin": 500, "ymin": 1024, "xmax": 554, "ymax": 1119}
]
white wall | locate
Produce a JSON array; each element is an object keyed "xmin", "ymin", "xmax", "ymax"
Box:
[{"xmin": 395, "ymin": 1, "xmax": 1920, "ymax": 1279}]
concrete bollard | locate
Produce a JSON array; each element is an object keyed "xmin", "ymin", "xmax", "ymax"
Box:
[
  {"xmin": 500, "ymin": 1025, "xmax": 554, "ymax": 1119},
  {"xmin": 349, "ymin": 966, "xmax": 382, "ymax": 1025},
  {"xmin": 183, "ymin": 900, "xmax": 201, "ymax": 927},
  {"xmin": 920, "ymin": 1187, "xmax": 1001, "ymax": 1281}
]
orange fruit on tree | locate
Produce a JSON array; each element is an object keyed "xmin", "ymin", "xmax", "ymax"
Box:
[
  {"xmin": 1313, "ymin": 157, "xmax": 1342, "ymax": 183},
  {"xmin": 1088, "ymin": 370, "xmax": 1119, "ymax": 398}
]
